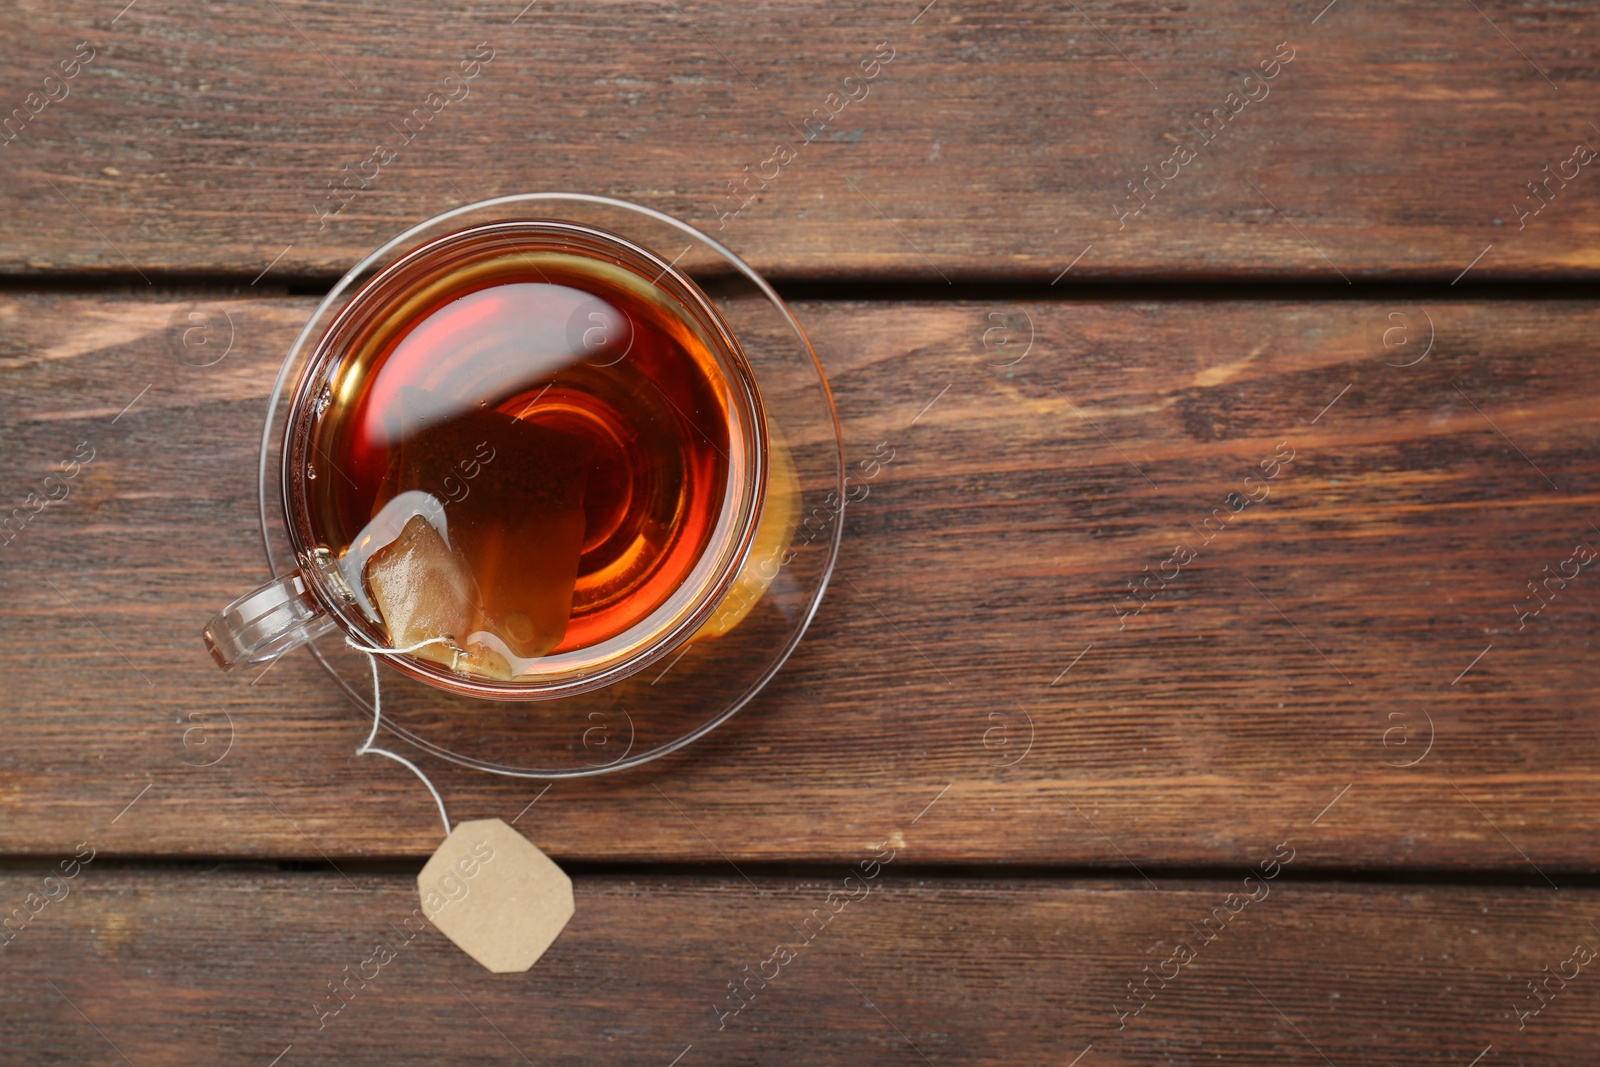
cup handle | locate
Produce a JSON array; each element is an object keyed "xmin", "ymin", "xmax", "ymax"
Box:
[{"xmin": 203, "ymin": 571, "xmax": 339, "ymax": 671}]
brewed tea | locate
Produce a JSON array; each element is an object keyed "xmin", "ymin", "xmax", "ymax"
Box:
[{"xmin": 300, "ymin": 227, "xmax": 741, "ymax": 680}]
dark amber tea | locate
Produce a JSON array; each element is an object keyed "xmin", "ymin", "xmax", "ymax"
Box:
[{"xmin": 287, "ymin": 222, "xmax": 765, "ymax": 685}]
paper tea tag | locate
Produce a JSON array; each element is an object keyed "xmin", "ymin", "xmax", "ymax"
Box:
[{"xmin": 418, "ymin": 818, "xmax": 574, "ymax": 973}]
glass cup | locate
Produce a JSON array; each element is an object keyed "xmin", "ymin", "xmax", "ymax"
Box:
[
  {"xmin": 205, "ymin": 194, "xmax": 843, "ymax": 776},
  {"xmin": 209, "ymin": 219, "xmax": 767, "ymax": 698}
]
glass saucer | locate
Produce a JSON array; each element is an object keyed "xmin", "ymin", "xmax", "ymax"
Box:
[{"xmin": 258, "ymin": 194, "xmax": 844, "ymax": 777}]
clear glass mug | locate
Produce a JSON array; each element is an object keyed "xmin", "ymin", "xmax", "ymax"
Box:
[{"xmin": 204, "ymin": 195, "xmax": 843, "ymax": 775}]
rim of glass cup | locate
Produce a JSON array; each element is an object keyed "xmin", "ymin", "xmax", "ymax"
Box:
[
  {"xmin": 257, "ymin": 193, "xmax": 846, "ymax": 776},
  {"xmin": 280, "ymin": 218, "xmax": 768, "ymax": 699}
]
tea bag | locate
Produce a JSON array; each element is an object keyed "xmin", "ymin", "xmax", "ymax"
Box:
[
  {"xmin": 364, "ymin": 513, "xmax": 501, "ymax": 674},
  {"xmin": 366, "ymin": 386, "xmax": 591, "ymax": 673}
]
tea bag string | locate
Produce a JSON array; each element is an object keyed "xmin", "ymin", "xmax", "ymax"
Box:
[{"xmin": 345, "ymin": 635, "xmax": 453, "ymax": 836}]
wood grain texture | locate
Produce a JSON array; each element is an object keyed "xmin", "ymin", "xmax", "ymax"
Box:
[
  {"xmin": 1, "ymin": 868, "xmax": 1595, "ymax": 1066},
  {"xmin": 1, "ymin": 0, "xmax": 1598, "ymax": 280},
  {"xmin": 2, "ymin": 292, "xmax": 1597, "ymax": 868}
]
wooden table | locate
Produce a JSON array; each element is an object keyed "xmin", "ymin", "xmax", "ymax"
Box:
[{"xmin": 4, "ymin": 2, "xmax": 1598, "ymax": 1063}]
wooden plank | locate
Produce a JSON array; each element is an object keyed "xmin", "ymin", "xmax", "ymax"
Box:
[
  {"xmin": 1, "ymin": 868, "xmax": 1595, "ymax": 1065},
  {"xmin": 2, "ymin": 292, "xmax": 1598, "ymax": 867},
  {"xmin": 1, "ymin": 1, "xmax": 1598, "ymax": 279}
]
